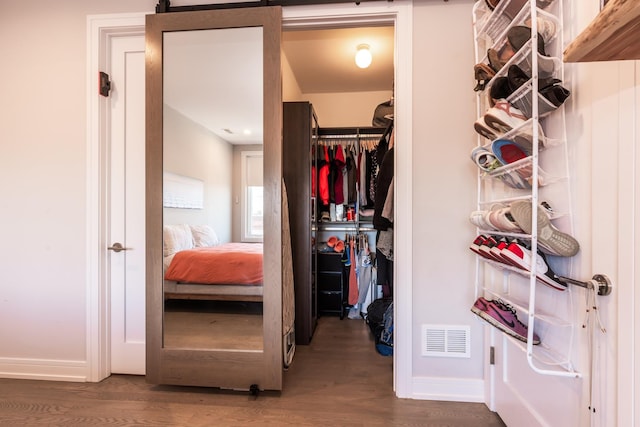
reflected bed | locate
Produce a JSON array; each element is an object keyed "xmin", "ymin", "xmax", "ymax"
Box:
[{"xmin": 163, "ymin": 224, "xmax": 263, "ymax": 302}]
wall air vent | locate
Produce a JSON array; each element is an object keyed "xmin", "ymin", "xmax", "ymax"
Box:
[{"xmin": 421, "ymin": 325, "xmax": 470, "ymax": 358}]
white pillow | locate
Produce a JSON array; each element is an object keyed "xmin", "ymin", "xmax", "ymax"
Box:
[
  {"xmin": 190, "ymin": 225, "xmax": 219, "ymax": 247},
  {"xmin": 163, "ymin": 224, "xmax": 193, "ymax": 257}
]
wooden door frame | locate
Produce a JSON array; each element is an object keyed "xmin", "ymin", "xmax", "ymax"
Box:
[
  {"xmin": 88, "ymin": 1, "xmax": 412, "ymax": 395},
  {"xmin": 282, "ymin": 0, "xmax": 413, "ymax": 398}
]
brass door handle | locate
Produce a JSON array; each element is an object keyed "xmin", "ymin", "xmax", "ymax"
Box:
[{"xmin": 107, "ymin": 242, "xmax": 130, "ymax": 253}]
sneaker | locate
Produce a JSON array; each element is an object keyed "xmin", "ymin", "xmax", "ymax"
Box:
[
  {"xmin": 491, "ymin": 138, "xmax": 531, "ymax": 164},
  {"xmin": 507, "ymin": 25, "xmax": 548, "ymax": 56},
  {"xmin": 469, "ymin": 210, "xmax": 497, "ymax": 230},
  {"xmin": 471, "ymin": 145, "xmax": 502, "ymax": 171},
  {"xmin": 488, "ymin": 206, "xmax": 523, "ymax": 233},
  {"xmin": 501, "ymin": 241, "xmax": 567, "ymax": 290},
  {"xmin": 525, "ymin": 16, "xmax": 558, "ymax": 45},
  {"xmin": 473, "ymin": 298, "xmax": 541, "ymax": 344},
  {"xmin": 470, "ymin": 296, "xmax": 491, "ymax": 315},
  {"xmin": 478, "ymin": 235, "xmax": 501, "ymax": 261},
  {"xmin": 470, "ymin": 235, "xmax": 498, "ymax": 261},
  {"xmin": 489, "ymin": 236, "xmax": 512, "ymax": 263},
  {"xmin": 483, "ymin": 100, "xmax": 528, "ymax": 135},
  {"xmin": 510, "ymin": 200, "xmax": 580, "ymax": 257},
  {"xmin": 474, "ymin": 116, "xmax": 500, "ymax": 141}
]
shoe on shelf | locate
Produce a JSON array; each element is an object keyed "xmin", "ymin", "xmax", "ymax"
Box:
[
  {"xmin": 472, "ymin": 298, "xmax": 541, "ymax": 344},
  {"xmin": 471, "ymin": 145, "xmax": 502, "ymax": 171},
  {"xmin": 471, "ymin": 296, "xmax": 491, "ymax": 315},
  {"xmin": 488, "ymin": 205, "xmax": 524, "ymax": 233},
  {"xmin": 525, "ymin": 15, "xmax": 558, "ymax": 45},
  {"xmin": 478, "ymin": 235, "xmax": 504, "ymax": 262},
  {"xmin": 470, "ymin": 235, "xmax": 490, "ymax": 257},
  {"xmin": 492, "ymin": 138, "xmax": 531, "ymax": 164},
  {"xmin": 469, "ymin": 210, "xmax": 498, "ymax": 230},
  {"xmin": 500, "ymin": 240, "xmax": 568, "ymax": 291},
  {"xmin": 507, "ymin": 25, "xmax": 548, "ymax": 56},
  {"xmin": 510, "ymin": 200, "xmax": 580, "ymax": 257},
  {"xmin": 474, "ymin": 116, "xmax": 500, "ymax": 141},
  {"xmin": 490, "ymin": 235, "xmax": 512, "ymax": 262},
  {"xmin": 483, "ymin": 99, "xmax": 528, "ymax": 135},
  {"xmin": 474, "ymin": 63, "xmax": 497, "ymax": 92}
]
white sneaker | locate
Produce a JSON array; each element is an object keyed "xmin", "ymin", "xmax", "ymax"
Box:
[{"xmin": 483, "ymin": 100, "xmax": 528, "ymax": 135}]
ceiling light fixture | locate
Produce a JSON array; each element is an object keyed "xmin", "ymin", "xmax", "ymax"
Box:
[{"xmin": 355, "ymin": 44, "xmax": 372, "ymax": 69}]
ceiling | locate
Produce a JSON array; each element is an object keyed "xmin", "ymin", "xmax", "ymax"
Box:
[
  {"xmin": 282, "ymin": 26, "xmax": 395, "ymax": 94},
  {"xmin": 163, "ymin": 25, "xmax": 394, "ymax": 144}
]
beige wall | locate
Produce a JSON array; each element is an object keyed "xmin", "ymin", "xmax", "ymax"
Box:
[{"xmin": 163, "ymin": 105, "xmax": 233, "ymax": 243}]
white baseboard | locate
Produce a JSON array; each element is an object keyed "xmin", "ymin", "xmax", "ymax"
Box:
[
  {"xmin": 411, "ymin": 376, "xmax": 486, "ymax": 403},
  {"xmin": 0, "ymin": 357, "xmax": 88, "ymax": 382}
]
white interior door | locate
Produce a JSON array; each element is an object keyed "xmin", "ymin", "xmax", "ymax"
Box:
[{"xmin": 109, "ymin": 34, "xmax": 146, "ymax": 375}]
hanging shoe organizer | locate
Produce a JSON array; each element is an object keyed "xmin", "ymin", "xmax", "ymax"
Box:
[{"xmin": 470, "ymin": 0, "xmax": 612, "ymax": 378}]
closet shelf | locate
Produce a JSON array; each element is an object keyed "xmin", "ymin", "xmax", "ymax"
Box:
[{"xmin": 564, "ymin": 0, "xmax": 640, "ymax": 62}]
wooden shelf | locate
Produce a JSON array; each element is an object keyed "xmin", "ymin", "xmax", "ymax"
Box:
[{"xmin": 564, "ymin": 0, "xmax": 640, "ymax": 62}]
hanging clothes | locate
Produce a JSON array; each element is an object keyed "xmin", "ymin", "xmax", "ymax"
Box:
[
  {"xmin": 318, "ymin": 145, "xmax": 330, "ymax": 206},
  {"xmin": 333, "ymin": 145, "xmax": 345, "ymax": 205},
  {"xmin": 348, "ymin": 237, "xmax": 358, "ymax": 305}
]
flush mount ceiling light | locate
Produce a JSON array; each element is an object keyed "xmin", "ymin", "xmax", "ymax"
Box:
[{"xmin": 355, "ymin": 44, "xmax": 372, "ymax": 69}]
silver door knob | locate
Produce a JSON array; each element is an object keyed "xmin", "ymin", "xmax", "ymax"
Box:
[{"xmin": 107, "ymin": 242, "xmax": 129, "ymax": 253}]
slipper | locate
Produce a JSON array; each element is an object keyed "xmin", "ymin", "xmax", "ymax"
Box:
[
  {"xmin": 334, "ymin": 240, "xmax": 345, "ymax": 253},
  {"xmin": 327, "ymin": 236, "xmax": 338, "ymax": 248},
  {"xmin": 510, "ymin": 200, "xmax": 580, "ymax": 257}
]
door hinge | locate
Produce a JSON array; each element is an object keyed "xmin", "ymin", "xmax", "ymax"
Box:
[
  {"xmin": 489, "ymin": 346, "xmax": 495, "ymax": 365},
  {"xmin": 99, "ymin": 71, "xmax": 111, "ymax": 97}
]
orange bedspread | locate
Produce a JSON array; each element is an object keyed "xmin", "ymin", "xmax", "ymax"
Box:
[{"xmin": 165, "ymin": 243, "xmax": 263, "ymax": 286}]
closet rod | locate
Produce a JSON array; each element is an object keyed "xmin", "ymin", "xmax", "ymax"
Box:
[{"xmin": 315, "ymin": 134, "xmax": 384, "ymax": 139}]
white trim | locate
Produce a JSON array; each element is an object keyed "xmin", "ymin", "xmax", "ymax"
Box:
[
  {"xmin": 616, "ymin": 60, "xmax": 637, "ymax": 427},
  {"xmin": 86, "ymin": 12, "xmax": 147, "ymax": 383},
  {"xmin": 283, "ymin": 0, "xmax": 413, "ymax": 398},
  {"xmin": 411, "ymin": 376, "xmax": 485, "ymax": 403},
  {"xmin": 240, "ymin": 150, "xmax": 264, "ymax": 242},
  {"xmin": 0, "ymin": 357, "xmax": 88, "ymax": 383}
]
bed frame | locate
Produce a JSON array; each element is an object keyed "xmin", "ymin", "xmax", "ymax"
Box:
[{"xmin": 163, "ymin": 280, "xmax": 263, "ymax": 302}]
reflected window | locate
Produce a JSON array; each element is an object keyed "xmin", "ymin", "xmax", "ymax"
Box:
[{"xmin": 241, "ymin": 151, "xmax": 263, "ymax": 242}]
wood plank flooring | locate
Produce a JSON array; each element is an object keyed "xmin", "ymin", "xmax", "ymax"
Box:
[{"xmin": 0, "ymin": 317, "xmax": 505, "ymax": 426}]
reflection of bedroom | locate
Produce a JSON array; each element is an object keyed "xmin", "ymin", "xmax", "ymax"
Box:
[{"xmin": 160, "ymin": 24, "xmax": 394, "ymax": 361}]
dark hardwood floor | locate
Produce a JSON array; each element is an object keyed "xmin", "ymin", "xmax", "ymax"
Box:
[{"xmin": 0, "ymin": 317, "xmax": 505, "ymax": 426}]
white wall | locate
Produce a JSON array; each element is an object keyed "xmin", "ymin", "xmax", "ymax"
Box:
[
  {"xmin": 0, "ymin": 0, "xmax": 156, "ymax": 379},
  {"xmin": 410, "ymin": 0, "xmax": 483, "ymax": 387},
  {"xmin": 163, "ymin": 105, "xmax": 233, "ymax": 243},
  {"xmin": 303, "ymin": 90, "xmax": 393, "ymax": 128}
]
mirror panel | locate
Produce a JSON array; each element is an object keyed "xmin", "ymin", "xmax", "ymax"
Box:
[
  {"xmin": 145, "ymin": 7, "xmax": 282, "ymax": 391},
  {"xmin": 162, "ymin": 27, "xmax": 264, "ymax": 352}
]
